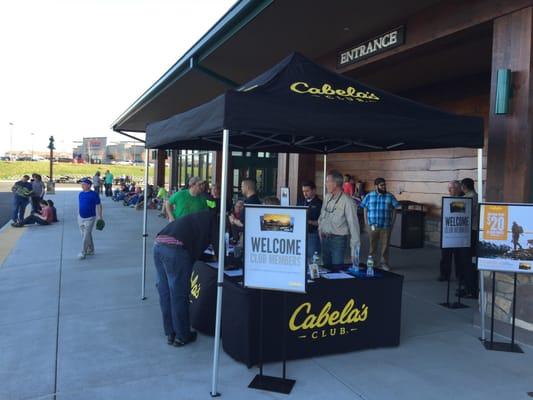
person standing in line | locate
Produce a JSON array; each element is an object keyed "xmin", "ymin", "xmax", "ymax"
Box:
[
  {"xmin": 78, "ymin": 178, "xmax": 103, "ymax": 260},
  {"xmin": 104, "ymin": 170, "xmax": 114, "ymax": 197},
  {"xmin": 318, "ymin": 170, "xmax": 360, "ymax": 269},
  {"xmin": 360, "ymin": 177, "xmax": 399, "ymax": 271},
  {"xmin": 240, "ymin": 178, "xmax": 261, "ymax": 205},
  {"xmin": 342, "ymin": 174, "xmax": 354, "ymax": 197},
  {"xmin": 93, "ymin": 171, "xmax": 102, "ymax": 195},
  {"xmin": 11, "ymin": 175, "xmax": 33, "ymax": 227},
  {"xmin": 153, "ymin": 209, "xmax": 218, "ymax": 347},
  {"xmin": 30, "ymin": 174, "xmax": 46, "ymax": 213},
  {"xmin": 438, "ymin": 180, "xmax": 464, "ymax": 281},
  {"xmin": 458, "ymin": 177, "xmax": 478, "ymax": 298},
  {"xmin": 165, "ymin": 176, "xmax": 208, "ymax": 221},
  {"xmin": 297, "ymin": 180, "xmax": 322, "ymax": 262}
]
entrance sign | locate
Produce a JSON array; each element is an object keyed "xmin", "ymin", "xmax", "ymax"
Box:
[
  {"xmin": 338, "ymin": 26, "xmax": 405, "ymax": 67},
  {"xmin": 441, "ymin": 197, "xmax": 472, "ymax": 248},
  {"xmin": 478, "ymin": 203, "xmax": 533, "ymax": 274},
  {"xmin": 244, "ymin": 205, "xmax": 307, "ymax": 293}
]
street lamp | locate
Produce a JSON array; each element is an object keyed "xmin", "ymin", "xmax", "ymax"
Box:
[
  {"xmin": 30, "ymin": 132, "xmax": 35, "ymax": 160},
  {"xmin": 8, "ymin": 122, "xmax": 14, "ymax": 157}
]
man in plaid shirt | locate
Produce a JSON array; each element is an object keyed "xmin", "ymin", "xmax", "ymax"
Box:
[{"xmin": 360, "ymin": 178, "xmax": 399, "ymax": 270}]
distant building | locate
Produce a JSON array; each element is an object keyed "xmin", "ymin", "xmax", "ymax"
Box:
[{"xmin": 72, "ymin": 137, "xmax": 146, "ymax": 163}]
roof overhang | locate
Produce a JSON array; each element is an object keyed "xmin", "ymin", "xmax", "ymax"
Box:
[{"xmin": 112, "ymin": 0, "xmax": 442, "ymax": 133}]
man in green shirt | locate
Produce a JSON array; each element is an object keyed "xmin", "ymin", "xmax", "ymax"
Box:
[
  {"xmin": 104, "ymin": 170, "xmax": 114, "ymax": 197},
  {"xmin": 166, "ymin": 176, "xmax": 208, "ymax": 221}
]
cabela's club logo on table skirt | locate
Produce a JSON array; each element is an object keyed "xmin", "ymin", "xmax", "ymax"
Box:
[
  {"xmin": 190, "ymin": 271, "xmax": 200, "ymax": 300},
  {"xmin": 289, "ymin": 298, "xmax": 368, "ymax": 340},
  {"xmin": 289, "ymin": 82, "xmax": 380, "ymax": 103}
]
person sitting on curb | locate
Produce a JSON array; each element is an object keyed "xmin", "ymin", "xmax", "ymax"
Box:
[
  {"xmin": 47, "ymin": 200, "xmax": 59, "ymax": 222},
  {"xmin": 18, "ymin": 200, "xmax": 54, "ymax": 226}
]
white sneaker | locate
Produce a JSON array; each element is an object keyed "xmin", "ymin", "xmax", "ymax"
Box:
[
  {"xmin": 78, "ymin": 253, "xmax": 86, "ymax": 260},
  {"xmin": 380, "ymin": 264, "xmax": 390, "ymax": 271}
]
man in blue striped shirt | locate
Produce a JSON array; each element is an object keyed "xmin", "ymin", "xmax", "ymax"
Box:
[{"xmin": 360, "ymin": 178, "xmax": 399, "ymax": 271}]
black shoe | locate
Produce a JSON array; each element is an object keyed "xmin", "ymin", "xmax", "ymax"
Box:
[
  {"xmin": 173, "ymin": 331, "xmax": 197, "ymax": 347},
  {"xmin": 167, "ymin": 333, "xmax": 176, "ymax": 345}
]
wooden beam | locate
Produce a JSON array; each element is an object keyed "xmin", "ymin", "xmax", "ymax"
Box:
[{"xmin": 486, "ymin": 7, "xmax": 533, "ymax": 202}]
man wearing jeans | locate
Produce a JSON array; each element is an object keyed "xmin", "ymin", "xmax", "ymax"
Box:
[
  {"xmin": 361, "ymin": 177, "xmax": 399, "ymax": 271},
  {"xmin": 318, "ymin": 170, "xmax": 360, "ymax": 269},
  {"xmin": 78, "ymin": 178, "xmax": 103, "ymax": 260},
  {"xmin": 153, "ymin": 210, "xmax": 218, "ymax": 347}
]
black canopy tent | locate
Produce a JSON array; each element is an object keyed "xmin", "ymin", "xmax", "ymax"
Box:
[
  {"xmin": 142, "ymin": 52, "xmax": 484, "ymax": 396},
  {"xmin": 146, "ymin": 52, "xmax": 483, "ymax": 153}
]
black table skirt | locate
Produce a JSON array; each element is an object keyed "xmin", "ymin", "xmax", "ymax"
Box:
[{"xmin": 189, "ymin": 262, "xmax": 403, "ymax": 367}]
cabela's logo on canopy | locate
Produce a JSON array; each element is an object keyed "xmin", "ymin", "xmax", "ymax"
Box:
[
  {"xmin": 290, "ymin": 81, "xmax": 380, "ymax": 103},
  {"xmin": 289, "ymin": 298, "xmax": 368, "ymax": 340}
]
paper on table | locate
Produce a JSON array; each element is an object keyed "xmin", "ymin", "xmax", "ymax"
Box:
[{"xmin": 322, "ymin": 272, "xmax": 354, "ymax": 280}]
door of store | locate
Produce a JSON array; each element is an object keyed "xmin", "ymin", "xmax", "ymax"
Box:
[{"xmin": 231, "ymin": 152, "xmax": 277, "ymax": 202}]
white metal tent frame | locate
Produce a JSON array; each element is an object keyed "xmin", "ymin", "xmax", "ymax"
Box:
[{"xmin": 137, "ymin": 129, "xmax": 485, "ymax": 397}]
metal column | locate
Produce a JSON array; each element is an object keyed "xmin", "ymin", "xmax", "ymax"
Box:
[
  {"xmin": 141, "ymin": 148, "xmax": 149, "ymax": 300},
  {"xmin": 211, "ymin": 129, "xmax": 230, "ymax": 396}
]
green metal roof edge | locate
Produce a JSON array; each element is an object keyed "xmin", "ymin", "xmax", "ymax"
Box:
[{"xmin": 112, "ymin": 0, "xmax": 274, "ymax": 132}]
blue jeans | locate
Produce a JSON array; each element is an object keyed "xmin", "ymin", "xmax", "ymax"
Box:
[
  {"xmin": 307, "ymin": 232, "xmax": 321, "ymax": 261},
  {"xmin": 22, "ymin": 215, "xmax": 49, "ymax": 225},
  {"xmin": 12, "ymin": 196, "xmax": 29, "ymax": 223},
  {"xmin": 321, "ymin": 234, "xmax": 348, "ymax": 269},
  {"xmin": 153, "ymin": 243, "xmax": 194, "ymax": 340}
]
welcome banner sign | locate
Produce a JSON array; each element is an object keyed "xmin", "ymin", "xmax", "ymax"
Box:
[{"xmin": 244, "ymin": 205, "xmax": 308, "ymax": 293}]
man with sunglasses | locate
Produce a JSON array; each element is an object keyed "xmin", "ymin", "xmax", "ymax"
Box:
[
  {"xmin": 361, "ymin": 177, "xmax": 399, "ymax": 271},
  {"xmin": 318, "ymin": 170, "xmax": 360, "ymax": 269}
]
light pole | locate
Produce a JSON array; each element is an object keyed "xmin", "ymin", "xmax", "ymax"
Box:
[
  {"xmin": 8, "ymin": 122, "xmax": 14, "ymax": 157},
  {"xmin": 30, "ymin": 132, "xmax": 35, "ymax": 160}
]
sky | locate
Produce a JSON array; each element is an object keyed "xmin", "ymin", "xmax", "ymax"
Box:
[{"xmin": 0, "ymin": 0, "xmax": 235, "ymax": 153}]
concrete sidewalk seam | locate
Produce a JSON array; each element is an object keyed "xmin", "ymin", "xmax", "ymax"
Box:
[{"xmin": 311, "ymin": 358, "xmax": 368, "ymax": 400}]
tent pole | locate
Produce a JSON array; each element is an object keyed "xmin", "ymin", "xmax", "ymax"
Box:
[
  {"xmin": 477, "ymin": 148, "xmax": 485, "ymax": 340},
  {"xmin": 141, "ymin": 148, "xmax": 150, "ymax": 300},
  {"xmin": 211, "ymin": 129, "xmax": 229, "ymax": 397},
  {"xmin": 323, "ymin": 153, "xmax": 327, "ymax": 199}
]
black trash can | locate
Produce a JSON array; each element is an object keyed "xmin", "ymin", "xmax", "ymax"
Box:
[{"xmin": 390, "ymin": 201, "xmax": 425, "ymax": 249}]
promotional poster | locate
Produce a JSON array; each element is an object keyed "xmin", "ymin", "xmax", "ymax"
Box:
[
  {"xmin": 441, "ymin": 196, "xmax": 472, "ymax": 248},
  {"xmin": 477, "ymin": 203, "xmax": 533, "ymax": 274},
  {"xmin": 244, "ymin": 205, "xmax": 307, "ymax": 293}
]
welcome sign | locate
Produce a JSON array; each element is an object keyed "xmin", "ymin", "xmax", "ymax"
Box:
[
  {"xmin": 441, "ymin": 196, "xmax": 473, "ymax": 248},
  {"xmin": 244, "ymin": 205, "xmax": 307, "ymax": 293}
]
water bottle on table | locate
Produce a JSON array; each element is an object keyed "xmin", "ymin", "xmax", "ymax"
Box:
[
  {"xmin": 366, "ymin": 255, "xmax": 374, "ymax": 277},
  {"xmin": 312, "ymin": 251, "xmax": 319, "ymax": 265},
  {"xmin": 352, "ymin": 246, "xmax": 361, "ymax": 272}
]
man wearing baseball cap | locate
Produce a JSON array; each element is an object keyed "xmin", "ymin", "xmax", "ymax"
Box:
[{"xmin": 78, "ymin": 177, "xmax": 104, "ymax": 259}]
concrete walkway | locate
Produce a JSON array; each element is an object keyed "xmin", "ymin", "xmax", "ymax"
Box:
[{"xmin": 0, "ymin": 189, "xmax": 532, "ymax": 400}]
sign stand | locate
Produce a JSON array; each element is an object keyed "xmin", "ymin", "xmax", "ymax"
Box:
[
  {"xmin": 482, "ymin": 272, "xmax": 523, "ymax": 353},
  {"xmin": 249, "ymin": 291, "xmax": 295, "ymax": 394},
  {"xmin": 440, "ymin": 269, "xmax": 468, "ymax": 309},
  {"xmin": 439, "ymin": 197, "xmax": 473, "ymax": 309}
]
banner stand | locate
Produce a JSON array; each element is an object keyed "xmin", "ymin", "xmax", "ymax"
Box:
[
  {"xmin": 249, "ymin": 290, "xmax": 295, "ymax": 394},
  {"xmin": 439, "ymin": 270, "xmax": 468, "ymax": 309},
  {"xmin": 482, "ymin": 272, "xmax": 523, "ymax": 353}
]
